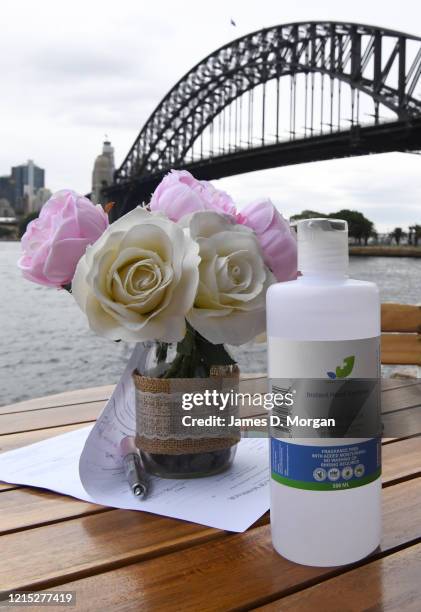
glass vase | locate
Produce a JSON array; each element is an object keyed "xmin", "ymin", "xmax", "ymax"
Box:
[{"xmin": 132, "ymin": 327, "xmax": 240, "ymax": 478}]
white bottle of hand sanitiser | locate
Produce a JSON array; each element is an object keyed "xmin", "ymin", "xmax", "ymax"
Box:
[{"xmin": 267, "ymin": 218, "xmax": 381, "ymax": 567}]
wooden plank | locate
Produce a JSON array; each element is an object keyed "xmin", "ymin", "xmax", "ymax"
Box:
[
  {"xmin": 0, "ymin": 509, "xmax": 226, "ymax": 592},
  {"xmin": 0, "ymin": 376, "xmax": 265, "ymax": 416},
  {"xmin": 35, "ymin": 478, "xmax": 421, "ymax": 610},
  {"xmin": 382, "ymin": 436, "xmax": 421, "ymax": 484},
  {"xmin": 382, "ymin": 405, "xmax": 421, "ymax": 439},
  {"xmin": 381, "ymin": 382, "xmax": 421, "ymax": 413},
  {"xmin": 0, "ymin": 489, "xmax": 106, "ymax": 535},
  {"xmin": 0, "ymin": 424, "xmax": 87, "ymax": 453},
  {"xmin": 0, "ymin": 383, "xmax": 418, "ymax": 454},
  {"xmin": 2, "ymin": 377, "xmax": 416, "ymax": 415},
  {"xmin": 381, "ymin": 334, "xmax": 421, "ymax": 365},
  {"xmin": 247, "ymin": 378, "xmax": 419, "ymax": 405},
  {"xmin": 0, "ymin": 369, "xmax": 416, "ymax": 418},
  {"xmin": 0, "ymin": 378, "xmax": 268, "ymax": 436},
  {"xmin": 0, "ymin": 394, "xmax": 420, "ymax": 495},
  {"xmin": 0, "ymin": 418, "xmax": 416, "ymax": 496},
  {"xmin": 0, "ymin": 385, "xmax": 115, "ymax": 415},
  {"xmin": 1, "ymin": 380, "xmax": 418, "ymax": 437},
  {"xmin": 0, "ymin": 401, "xmax": 103, "ymax": 436},
  {"xmin": 381, "ymin": 378, "xmax": 421, "ymax": 391},
  {"xmin": 381, "ymin": 303, "xmax": 421, "ymax": 333},
  {"xmin": 0, "ymin": 433, "xmax": 418, "ymax": 534},
  {"xmin": 256, "ymin": 543, "xmax": 421, "ymax": 611}
]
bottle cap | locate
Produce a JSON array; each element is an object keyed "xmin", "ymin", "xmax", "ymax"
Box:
[{"xmin": 297, "ymin": 218, "xmax": 348, "ymax": 276}]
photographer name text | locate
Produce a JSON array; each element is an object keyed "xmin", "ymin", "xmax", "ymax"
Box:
[{"xmin": 182, "ymin": 415, "xmax": 335, "ymax": 429}]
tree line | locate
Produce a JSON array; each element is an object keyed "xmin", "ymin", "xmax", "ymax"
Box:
[
  {"xmin": 291, "ymin": 209, "xmax": 421, "ymax": 246},
  {"xmin": 16, "ymin": 208, "xmax": 421, "ymax": 247},
  {"xmin": 392, "ymin": 225, "xmax": 421, "ymax": 246}
]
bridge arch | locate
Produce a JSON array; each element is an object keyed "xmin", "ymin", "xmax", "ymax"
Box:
[{"xmin": 109, "ymin": 22, "xmax": 421, "ymax": 211}]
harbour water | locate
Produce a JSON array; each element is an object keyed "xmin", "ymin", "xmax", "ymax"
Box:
[{"xmin": 1, "ymin": 241, "xmax": 420, "ymax": 406}]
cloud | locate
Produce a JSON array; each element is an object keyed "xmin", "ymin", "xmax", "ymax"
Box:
[
  {"xmin": 30, "ymin": 49, "xmax": 134, "ymax": 80},
  {"xmin": 216, "ymin": 152, "xmax": 421, "ymax": 232},
  {"xmin": 1, "ymin": 0, "xmax": 421, "ymax": 230}
]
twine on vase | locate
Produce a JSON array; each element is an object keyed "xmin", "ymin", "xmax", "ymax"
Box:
[{"xmin": 132, "ymin": 366, "xmax": 241, "ymax": 455}]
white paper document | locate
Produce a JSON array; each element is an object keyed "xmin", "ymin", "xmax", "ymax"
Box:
[{"xmin": 0, "ymin": 345, "xmax": 270, "ymax": 532}]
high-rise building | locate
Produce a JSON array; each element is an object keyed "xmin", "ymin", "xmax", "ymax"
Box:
[
  {"xmin": 11, "ymin": 160, "xmax": 45, "ymax": 214},
  {"xmin": 91, "ymin": 139, "xmax": 115, "ymax": 204},
  {"xmin": 0, "ymin": 160, "xmax": 47, "ymax": 216},
  {"xmin": 0, "ymin": 198, "xmax": 15, "ymax": 218},
  {"xmin": 0, "ymin": 175, "xmax": 14, "ymax": 207},
  {"xmin": 32, "ymin": 187, "xmax": 52, "ymax": 212}
]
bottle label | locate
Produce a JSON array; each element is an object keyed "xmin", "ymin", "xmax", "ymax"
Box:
[
  {"xmin": 271, "ymin": 437, "xmax": 381, "ymax": 490},
  {"xmin": 268, "ymin": 337, "xmax": 380, "ymax": 380},
  {"xmin": 268, "ymin": 337, "xmax": 381, "ymax": 490}
]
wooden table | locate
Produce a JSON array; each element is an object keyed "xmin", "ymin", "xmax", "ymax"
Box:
[{"xmin": 0, "ymin": 376, "xmax": 420, "ymax": 611}]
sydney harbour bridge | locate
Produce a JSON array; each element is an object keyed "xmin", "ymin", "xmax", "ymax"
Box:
[{"xmin": 105, "ymin": 21, "xmax": 421, "ymax": 217}]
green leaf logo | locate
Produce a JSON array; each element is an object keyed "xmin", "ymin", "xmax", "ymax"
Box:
[{"xmin": 335, "ymin": 355, "xmax": 355, "ymax": 378}]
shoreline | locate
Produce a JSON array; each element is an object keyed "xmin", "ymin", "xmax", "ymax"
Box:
[
  {"xmin": 349, "ymin": 246, "xmax": 421, "ymax": 257},
  {"xmin": 2, "ymin": 240, "xmax": 421, "ymax": 257}
]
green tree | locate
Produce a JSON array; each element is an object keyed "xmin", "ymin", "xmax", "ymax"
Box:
[
  {"xmin": 18, "ymin": 212, "xmax": 38, "ymax": 238},
  {"xmin": 290, "ymin": 208, "xmax": 376, "ymax": 244},
  {"xmin": 361, "ymin": 220, "xmax": 376, "ymax": 245},
  {"xmin": 369, "ymin": 229, "xmax": 378, "ymax": 244},
  {"xmin": 390, "ymin": 227, "xmax": 406, "ymax": 246},
  {"xmin": 330, "ymin": 209, "xmax": 374, "ymax": 245},
  {"xmin": 409, "ymin": 224, "xmax": 421, "ymax": 246},
  {"xmin": 290, "ymin": 210, "xmax": 324, "ymax": 221}
]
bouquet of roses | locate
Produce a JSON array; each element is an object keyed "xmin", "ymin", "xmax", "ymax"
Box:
[{"xmin": 19, "ymin": 170, "xmax": 297, "ymax": 377}]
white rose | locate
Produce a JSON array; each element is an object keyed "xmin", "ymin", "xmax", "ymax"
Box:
[
  {"xmin": 184, "ymin": 211, "xmax": 274, "ymax": 345},
  {"xmin": 72, "ymin": 207, "xmax": 200, "ymax": 342}
]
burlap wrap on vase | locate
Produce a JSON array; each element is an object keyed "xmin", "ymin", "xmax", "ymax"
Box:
[{"xmin": 133, "ymin": 366, "xmax": 241, "ymax": 455}]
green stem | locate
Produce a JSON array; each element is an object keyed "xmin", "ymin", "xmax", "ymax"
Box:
[{"xmin": 161, "ymin": 322, "xmax": 236, "ymax": 379}]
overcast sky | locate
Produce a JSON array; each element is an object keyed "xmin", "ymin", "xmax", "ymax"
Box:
[{"xmin": 1, "ymin": 0, "xmax": 421, "ymax": 232}]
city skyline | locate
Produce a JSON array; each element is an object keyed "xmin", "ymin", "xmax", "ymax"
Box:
[
  {"xmin": 0, "ymin": 160, "xmax": 50, "ymax": 216},
  {"xmin": 1, "ymin": 0, "xmax": 421, "ymax": 231}
]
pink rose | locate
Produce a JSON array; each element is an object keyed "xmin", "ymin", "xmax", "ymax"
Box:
[
  {"xmin": 238, "ymin": 199, "xmax": 297, "ymax": 282},
  {"xmin": 150, "ymin": 170, "xmax": 236, "ymax": 221},
  {"xmin": 18, "ymin": 189, "xmax": 109, "ymax": 288}
]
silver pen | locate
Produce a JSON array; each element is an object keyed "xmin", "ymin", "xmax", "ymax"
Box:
[{"xmin": 120, "ymin": 436, "xmax": 149, "ymax": 499}]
